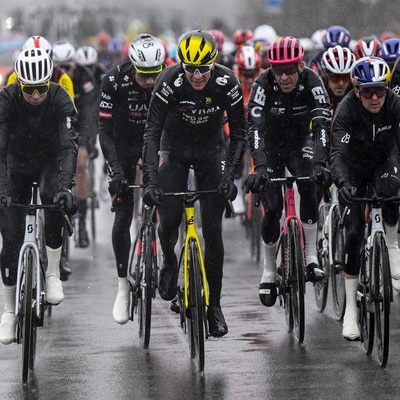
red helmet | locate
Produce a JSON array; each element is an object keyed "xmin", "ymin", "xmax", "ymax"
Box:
[
  {"xmin": 353, "ymin": 37, "xmax": 381, "ymax": 60},
  {"xmin": 267, "ymin": 36, "xmax": 304, "ymax": 65},
  {"xmin": 235, "ymin": 45, "xmax": 261, "ymax": 70},
  {"xmin": 233, "ymin": 29, "xmax": 254, "ymax": 47},
  {"xmin": 208, "ymin": 29, "xmax": 225, "ymax": 50}
]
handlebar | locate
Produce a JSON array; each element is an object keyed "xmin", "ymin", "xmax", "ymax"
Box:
[{"xmin": 110, "ymin": 184, "xmax": 143, "ymax": 212}]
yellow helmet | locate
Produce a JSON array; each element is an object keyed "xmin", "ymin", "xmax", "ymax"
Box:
[{"xmin": 178, "ymin": 30, "xmax": 218, "ymax": 65}]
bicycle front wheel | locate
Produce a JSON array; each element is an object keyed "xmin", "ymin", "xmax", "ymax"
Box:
[
  {"xmin": 331, "ymin": 206, "xmax": 346, "ymax": 321},
  {"xmin": 21, "ymin": 248, "xmax": 37, "ymax": 383},
  {"xmin": 372, "ymin": 233, "xmax": 391, "ymax": 367},
  {"xmin": 140, "ymin": 226, "xmax": 154, "ymax": 349},
  {"xmin": 289, "ymin": 219, "xmax": 305, "ymax": 344},
  {"xmin": 187, "ymin": 240, "xmax": 205, "ymax": 372},
  {"xmin": 314, "ymin": 202, "xmax": 329, "ymax": 312}
]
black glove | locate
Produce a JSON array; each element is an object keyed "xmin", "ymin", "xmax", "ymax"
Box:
[
  {"xmin": 313, "ymin": 164, "xmax": 333, "ymax": 189},
  {"xmin": 108, "ymin": 174, "xmax": 129, "ymax": 197},
  {"xmin": 339, "ymin": 185, "xmax": 357, "ymax": 206},
  {"xmin": 54, "ymin": 189, "xmax": 77, "ymax": 214},
  {"xmin": 244, "ymin": 168, "xmax": 268, "ymax": 193},
  {"xmin": 143, "ymin": 185, "xmax": 164, "ymax": 207},
  {"xmin": 217, "ymin": 178, "xmax": 238, "ymax": 201}
]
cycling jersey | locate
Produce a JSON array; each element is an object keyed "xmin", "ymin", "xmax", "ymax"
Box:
[
  {"xmin": 71, "ymin": 65, "xmax": 98, "ymax": 153},
  {"xmin": 142, "ymin": 62, "xmax": 247, "ymax": 186},
  {"xmin": 7, "ymin": 64, "xmax": 75, "ymax": 100},
  {"xmin": 307, "ymin": 50, "xmax": 324, "ymax": 76},
  {"xmin": 389, "ymin": 57, "xmax": 400, "ymax": 95},
  {"xmin": 247, "ymin": 67, "xmax": 331, "ymax": 170},
  {"xmin": 99, "ymin": 60, "xmax": 154, "ymax": 178},
  {"xmin": 0, "ymin": 82, "xmax": 78, "ymax": 190}
]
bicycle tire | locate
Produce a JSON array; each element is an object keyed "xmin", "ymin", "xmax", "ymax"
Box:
[
  {"xmin": 90, "ymin": 194, "xmax": 96, "ymax": 241},
  {"xmin": 136, "ymin": 229, "xmax": 144, "ymax": 339},
  {"xmin": 372, "ymin": 233, "xmax": 390, "ymax": 367},
  {"xmin": 289, "ymin": 219, "xmax": 305, "ymax": 344},
  {"xmin": 331, "ymin": 206, "xmax": 346, "ymax": 321},
  {"xmin": 187, "ymin": 239, "xmax": 205, "ymax": 372},
  {"xmin": 141, "ymin": 226, "xmax": 153, "ymax": 349},
  {"xmin": 314, "ymin": 202, "xmax": 329, "ymax": 312},
  {"xmin": 22, "ymin": 248, "xmax": 36, "ymax": 383},
  {"xmin": 250, "ymin": 202, "xmax": 262, "ymax": 263},
  {"xmin": 360, "ymin": 247, "xmax": 374, "ymax": 355},
  {"xmin": 281, "ymin": 235, "xmax": 293, "ymax": 333}
]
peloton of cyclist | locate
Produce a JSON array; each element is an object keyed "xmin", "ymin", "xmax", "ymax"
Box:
[
  {"xmin": 331, "ymin": 56, "xmax": 400, "ymax": 341},
  {"xmin": 245, "ymin": 36, "xmax": 332, "ymax": 308},
  {"xmin": 141, "ymin": 29, "xmax": 247, "ymax": 337},
  {"xmin": 99, "ymin": 33, "xmax": 165, "ymax": 325},
  {"xmin": 0, "ymin": 48, "xmax": 78, "ymax": 344}
]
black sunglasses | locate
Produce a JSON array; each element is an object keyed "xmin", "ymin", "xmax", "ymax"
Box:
[
  {"xmin": 358, "ymin": 85, "xmax": 387, "ymax": 99},
  {"xmin": 20, "ymin": 81, "xmax": 50, "ymax": 96},
  {"xmin": 271, "ymin": 64, "xmax": 298, "ymax": 76}
]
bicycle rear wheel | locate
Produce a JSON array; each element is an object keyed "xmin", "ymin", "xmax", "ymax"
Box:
[
  {"xmin": 21, "ymin": 248, "xmax": 37, "ymax": 383},
  {"xmin": 249, "ymin": 201, "xmax": 262, "ymax": 263},
  {"xmin": 140, "ymin": 226, "xmax": 153, "ymax": 349},
  {"xmin": 331, "ymin": 206, "xmax": 346, "ymax": 320},
  {"xmin": 187, "ymin": 240, "xmax": 205, "ymax": 372},
  {"xmin": 289, "ymin": 219, "xmax": 305, "ymax": 344},
  {"xmin": 360, "ymin": 250, "xmax": 374, "ymax": 355},
  {"xmin": 280, "ymin": 236, "xmax": 293, "ymax": 333},
  {"xmin": 372, "ymin": 233, "xmax": 391, "ymax": 367},
  {"xmin": 314, "ymin": 202, "xmax": 329, "ymax": 312}
]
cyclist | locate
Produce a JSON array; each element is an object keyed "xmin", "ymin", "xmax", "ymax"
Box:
[
  {"xmin": 141, "ymin": 29, "xmax": 246, "ymax": 337},
  {"xmin": 75, "ymin": 45, "xmax": 108, "ymax": 88},
  {"xmin": 6, "ymin": 35, "xmax": 75, "ymax": 100},
  {"xmin": 308, "ymin": 25, "xmax": 351, "ymax": 76},
  {"xmin": 99, "ymin": 33, "xmax": 165, "ymax": 325},
  {"xmin": 0, "ymin": 48, "xmax": 78, "ymax": 344},
  {"xmin": 232, "ymin": 28, "xmax": 254, "ymax": 50},
  {"xmin": 353, "ymin": 36, "xmax": 381, "ymax": 60},
  {"xmin": 53, "ymin": 41, "xmax": 98, "ymax": 249},
  {"xmin": 321, "ymin": 45, "xmax": 355, "ymax": 114},
  {"xmin": 331, "ymin": 56, "xmax": 400, "ymax": 341},
  {"xmin": 380, "ymin": 38, "xmax": 400, "ymax": 71},
  {"xmin": 245, "ymin": 36, "xmax": 331, "ymax": 308}
]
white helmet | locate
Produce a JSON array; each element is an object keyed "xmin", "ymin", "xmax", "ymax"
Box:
[
  {"xmin": 52, "ymin": 41, "xmax": 76, "ymax": 64},
  {"xmin": 15, "ymin": 48, "xmax": 53, "ymax": 85},
  {"xmin": 75, "ymin": 46, "xmax": 98, "ymax": 66},
  {"xmin": 128, "ymin": 33, "xmax": 165, "ymax": 69},
  {"xmin": 321, "ymin": 45, "xmax": 355, "ymax": 74},
  {"xmin": 311, "ymin": 29, "xmax": 326, "ymax": 50},
  {"xmin": 23, "ymin": 35, "xmax": 52, "ymax": 57},
  {"xmin": 253, "ymin": 24, "xmax": 277, "ymax": 45}
]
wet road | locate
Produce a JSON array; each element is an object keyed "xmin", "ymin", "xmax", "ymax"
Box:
[{"xmin": 2, "ymin": 185, "xmax": 400, "ymax": 399}]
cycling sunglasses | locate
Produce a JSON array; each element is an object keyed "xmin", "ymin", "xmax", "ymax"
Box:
[
  {"xmin": 271, "ymin": 64, "xmax": 298, "ymax": 76},
  {"xmin": 329, "ymin": 73, "xmax": 350, "ymax": 84},
  {"xmin": 239, "ymin": 69, "xmax": 259, "ymax": 78},
  {"xmin": 133, "ymin": 64, "xmax": 163, "ymax": 78},
  {"xmin": 20, "ymin": 81, "xmax": 50, "ymax": 96},
  {"xmin": 359, "ymin": 85, "xmax": 387, "ymax": 99},
  {"xmin": 182, "ymin": 63, "xmax": 213, "ymax": 75}
]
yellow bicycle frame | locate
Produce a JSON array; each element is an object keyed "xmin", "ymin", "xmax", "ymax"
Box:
[{"xmin": 183, "ymin": 203, "xmax": 209, "ymax": 309}]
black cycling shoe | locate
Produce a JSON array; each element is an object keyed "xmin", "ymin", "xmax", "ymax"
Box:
[
  {"xmin": 306, "ymin": 262, "xmax": 325, "ymax": 283},
  {"xmin": 259, "ymin": 282, "xmax": 277, "ymax": 307},
  {"xmin": 60, "ymin": 255, "xmax": 71, "ymax": 282},
  {"xmin": 169, "ymin": 296, "xmax": 180, "ymax": 314},
  {"xmin": 77, "ymin": 225, "xmax": 90, "ymax": 248},
  {"xmin": 207, "ymin": 306, "xmax": 228, "ymax": 337},
  {"xmin": 158, "ymin": 260, "xmax": 179, "ymax": 301}
]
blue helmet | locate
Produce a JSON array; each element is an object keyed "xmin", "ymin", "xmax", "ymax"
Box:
[
  {"xmin": 323, "ymin": 25, "xmax": 350, "ymax": 49},
  {"xmin": 350, "ymin": 56, "xmax": 390, "ymax": 86},
  {"xmin": 380, "ymin": 38, "xmax": 400, "ymax": 62}
]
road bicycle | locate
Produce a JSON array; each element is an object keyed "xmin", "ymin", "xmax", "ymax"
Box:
[
  {"xmin": 111, "ymin": 185, "xmax": 159, "ymax": 349},
  {"xmin": 315, "ymin": 185, "xmax": 346, "ymax": 319},
  {"xmin": 12, "ymin": 182, "xmax": 73, "ymax": 383},
  {"xmin": 255, "ymin": 176, "xmax": 311, "ymax": 344},
  {"xmin": 344, "ymin": 188, "xmax": 400, "ymax": 367},
  {"xmin": 167, "ymin": 189, "xmax": 234, "ymax": 372}
]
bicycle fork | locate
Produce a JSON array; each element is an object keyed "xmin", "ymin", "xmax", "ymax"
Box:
[
  {"xmin": 183, "ymin": 205, "xmax": 209, "ymax": 309},
  {"xmin": 15, "ymin": 211, "xmax": 42, "ymax": 321}
]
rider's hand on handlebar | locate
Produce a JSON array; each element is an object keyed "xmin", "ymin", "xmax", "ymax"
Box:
[
  {"xmin": 143, "ymin": 185, "xmax": 164, "ymax": 207},
  {"xmin": 312, "ymin": 163, "xmax": 332, "ymax": 189},
  {"xmin": 217, "ymin": 178, "xmax": 238, "ymax": 201},
  {"xmin": 54, "ymin": 189, "xmax": 77, "ymax": 214},
  {"xmin": 244, "ymin": 167, "xmax": 268, "ymax": 194},
  {"xmin": 108, "ymin": 174, "xmax": 129, "ymax": 197},
  {"xmin": 339, "ymin": 184, "xmax": 357, "ymax": 206}
]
